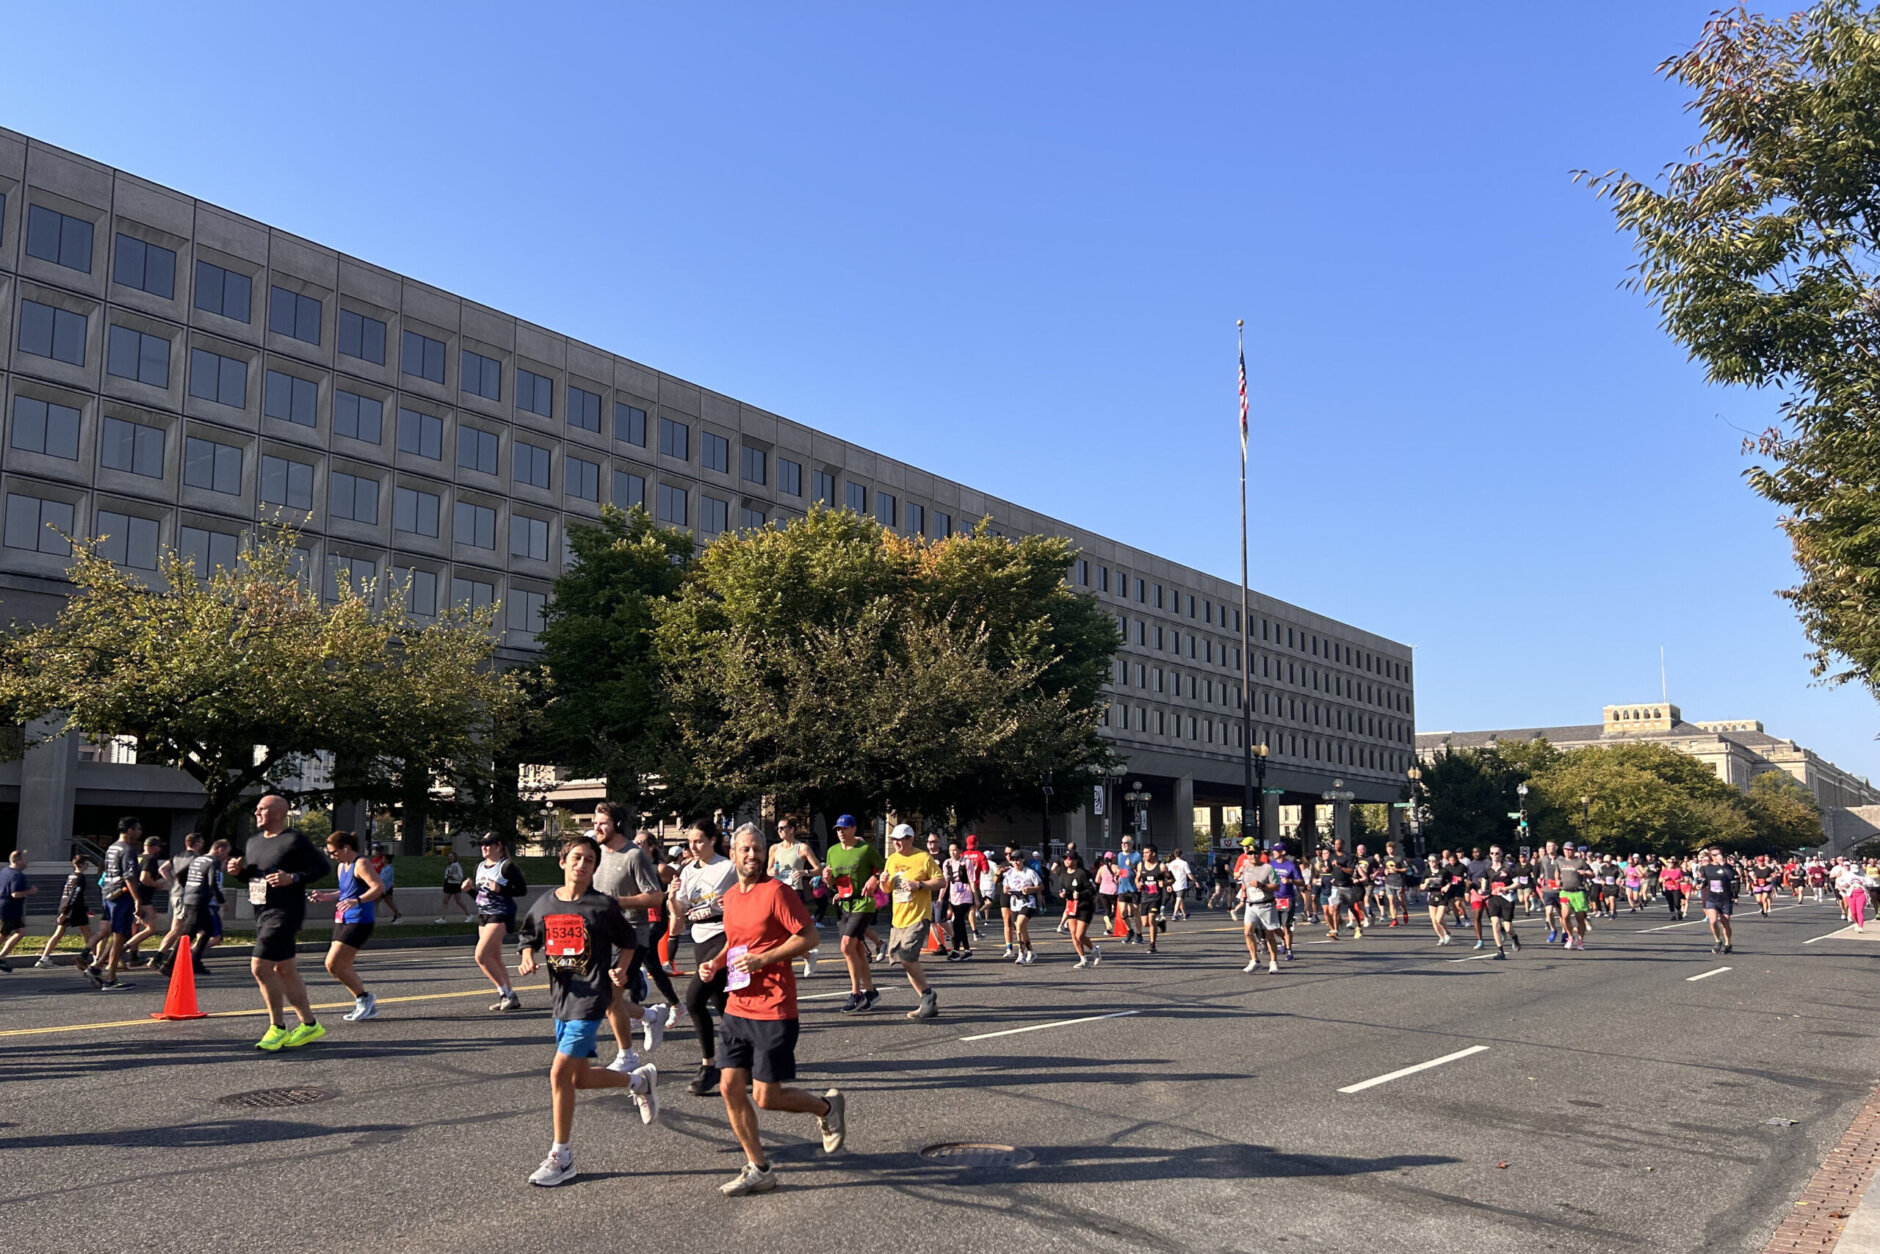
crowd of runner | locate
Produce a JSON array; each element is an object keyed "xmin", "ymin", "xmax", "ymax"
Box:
[{"xmin": 5, "ymin": 798, "xmax": 1876, "ymax": 1196}]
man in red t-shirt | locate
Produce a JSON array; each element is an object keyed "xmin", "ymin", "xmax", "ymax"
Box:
[{"xmin": 697, "ymin": 822, "xmax": 848, "ymax": 1197}]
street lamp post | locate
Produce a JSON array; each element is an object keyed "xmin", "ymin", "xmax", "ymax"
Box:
[
  {"xmin": 1040, "ymin": 773, "xmax": 1054, "ymax": 852},
  {"xmin": 1580, "ymin": 794, "xmax": 1590, "ymax": 843},
  {"xmin": 1406, "ymin": 765, "xmax": 1423, "ymax": 857},
  {"xmin": 1123, "ymin": 782, "xmax": 1151, "ymax": 843},
  {"xmin": 1515, "ymin": 782, "xmax": 1529, "ymax": 851},
  {"xmin": 1252, "ymin": 743, "xmax": 1269, "ymax": 847}
]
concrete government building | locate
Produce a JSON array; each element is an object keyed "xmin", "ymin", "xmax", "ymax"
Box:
[{"xmin": 0, "ymin": 128, "xmax": 1417, "ymax": 864}]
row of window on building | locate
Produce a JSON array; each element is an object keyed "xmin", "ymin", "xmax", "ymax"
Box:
[
  {"xmin": 1101, "ymin": 701, "xmax": 1411, "ymax": 771},
  {"xmin": 1111, "ymin": 656, "xmax": 1411, "ymax": 746}
]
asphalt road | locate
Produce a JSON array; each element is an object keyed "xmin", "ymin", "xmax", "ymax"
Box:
[{"xmin": 2, "ymin": 899, "xmax": 1875, "ymax": 1254}]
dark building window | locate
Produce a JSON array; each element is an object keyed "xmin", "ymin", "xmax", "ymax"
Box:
[
  {"xmin": 875, "ymin": 492, "xmax": 896, "ymax": 527},
  {"xmin": 194, "ymin": 261, "xmax": 252, "ymax": 322},
  {"xmin": 907, "ymin": 502, "xmax": 924, "ymax": 536},
  {"xmin": 778, "ymin": 457, "xmax": 802, "ymax": 497},
  {"xmin": 812, "ymin": 470, "xmax": 834, "ymax": 505},
  {"xmin": 394, "ymin": 486, "xmax": 440, "ymax": 537},
  {"xmin": 455, "ymin": 501, "xmax": 496, "ymax": 549},
  {"xmin": 613, "ymin": 470, "xmax": 645, "ymax": 508},
  {"xmin": 268, "ymin": 286, "xmax": 322, "ymax": 345},
  {"xmin": 19, "ymin": 300, "xmax": 87, "ymax": 365},
  {"xmin": 264, "ymin": 370, "xmax": 318, "ymax": 427},
  {"xmin": 741, "ymin": 506, "xmax": 766, "ymax": 530},
  {"xmin": 740, "ymin": 446, "xmax": 766, "ymax": 485},
  {"xmin": 658, "ymin": 417, "xmax": 689, "ymax": 460},
  {"xmin": 188, "ymin": 349, "xmax": 247, "ymax": 408},
  {"xmin": 933, "ymin": 511, "xmax": 952, "ymax": 538},
  {"xmin": 95, "ymin": 510, "xmax": 160, "ymax": 570},
  {"xmin": 402, "ymin": 330, "xmax": 446, "ymax": 383},
  {"xmin": 568, "ymin": 386, "xmax": 601, "ymax": 432},
  {"xmin": 184, "ymin": 437, "xmax": 242, "ymax": 495},
  {"xmin": 335, "ymin": 391, "xmax": 383, "ymax": 443},
  {"xmin": 99, "ymin": 416, "xmax": 164, "ymax": 478},
  {"xmin": 508, "ymin": 589, "xmax": 547, "ymax": 634},
  {"xmin": 25, "ymin": 205, "xmax": 93, "ymax": 273},
  {"xmin": 514, "ymin": 441, "xmax": 551, "ymax": 489},
  {"xmin": 458, "ymin": 426, "xmax": 500, "ymax": 476},
  {"xmin": 701, "ymin": 432, "xmax": 729, "ymax": 473},
  {"xmin": 845, "ymin": 482, "xmax": 867, "ymax": 514},
  {"xmin": 114, "ymin": 234, "xmax": 176, "ymax": 298},
  {"xmin": 461, "ymin": 349, "xmax": 502, "ymax": 401},
  {"xmin": 699, "ymin": 495, "xmax": 728, "ymax": 536},
  {"xmin": 397, "ymin": 408, "xmax": 443, "ymax": 460},
  {"xmin": 656, "ymin": 483, "xmax": 687, "ymax": 527},
  {"xmin": 614, "ymin": 403, "xmax": 646, "ymax": 446},
  {"xmin": 451, "ymin": 576, "xmax": 495, "ymax": 610},
  {"xmin": 10, "ymin": 395, "xmax": 80, "ymax": 460},
  {"xmin": 329, "ymin": 471, "xmax": 379, "ymax": 524},
  {"xmin": 510, "ymin": 514, "xmax": 549, "ymax": 561},
  {"xmin": 259, "ymin": 454, "xmax": 313, "ymax": 510},
  {"xmin": 106, "ymin": 326, "xmax": 170, "ymax": 387},
  {"xmin": 567, "ymin": 456, "xmax": 599, "ymax": 501},
  {"xmin": 337, "ymin": 310, "xmax": 387, "ymax": 365},
  {"xmin": 517, "ymin": 368, "xmax": 553, "ymax": 417},
  {"xmin": 180, "ymin": 526, "xmax": 239, "ymax": 576},
  {"xmin": 4, "ymin": 493, "xmax": 75, "ymax": 555}
]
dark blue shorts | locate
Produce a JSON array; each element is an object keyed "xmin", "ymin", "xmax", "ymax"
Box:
[{"xmin": 108, "ymin": 895, "xmax": 136, "ymax": 937}]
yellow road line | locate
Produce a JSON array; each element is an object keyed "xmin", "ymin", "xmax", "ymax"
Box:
[{"xmin": 0, "ymin": 983, "xmax": 552, "ymax": 1040}]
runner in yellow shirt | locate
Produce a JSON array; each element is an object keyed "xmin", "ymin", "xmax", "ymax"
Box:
[{"xmin": 881, "ymin": 824, "xmax": 943, "ymax": 1020}]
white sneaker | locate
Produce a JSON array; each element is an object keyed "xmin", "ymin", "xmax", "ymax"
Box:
[
  {"xmin": 1090, "ymin": 945, "xmax": 1102, "ymax": 967},
  {"xmin": 819, "ymin": 1088, "xmax": 846, "ymax": 1152},
  {"xmin": 434, "ymin": 916, "xmax": 447, "ymax": 924},
  {"xmin": 343, "ymin": 992, "xmax": 378, "ymax": 1021},
  {"xmin": 641, "ymin": 1005, "xmax": 666, "ymax": 1053},
  {"xmin": 630, "ymin": 1063, "xmax": 659, "ymax": 1124},
  {"xmin": 35, "ymin": 957, "xmax": 55, "ymax": 969},
  {"xmin": 1243, "ymin": 960, "xmax": 1260, "ymax": 972},
  {"xmin": 1074, "ymin": 956, "xmax": 1089, "ymax": 969},
  {"xmin": 1001, "ymin": 946, "xmax": 1014, "ymax": 958},
  {"xmin": 720, "ymin": 1161, "xmax": 777, "ymax": 1196},
  {"xmin": 608, "ymin": 1047, "xmax": 642, "ymax": 1074},
  {"xmin": 666, "ymin": 1004, "xmax": 684, "ymax": 1030},
  {"xmin": 529, "ymin": 1151, "xmax": 575, "ymax": 1187},
  {"xmin": 496, "ymin": 992, "xmax": 522, "ymax": 1012},
  {"xmin": 1012, "ymin": 951, "xmax": 1026, "ymax": 964},
  {"xmin": 1268, "ymin": 961, "xmax": 1279, "ymax": 974},
  {"xmin": 803, "ymin": 951, "xmax": 817, "ymax": 977}
]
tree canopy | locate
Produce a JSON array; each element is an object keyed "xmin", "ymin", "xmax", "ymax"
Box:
[
  {"xmin": 1583, "ymin": 1, "xmax": 1880, "ymax": 695},
  {"xmin": 0, "ymin": 529, "xmax": 522, "ymax": 841},
  {"xmin": 655, "ymin": 507, "xmax": 1119, "ymax": 827}
]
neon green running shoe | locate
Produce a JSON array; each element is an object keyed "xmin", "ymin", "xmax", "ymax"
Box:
[
  {"xmin": 256, "ymin": 1024, "xmax": 290, "ymax": 1051},
  {"xmin": 281, "ymin": 1021, "xmax": 326, "ymax": 1049}
]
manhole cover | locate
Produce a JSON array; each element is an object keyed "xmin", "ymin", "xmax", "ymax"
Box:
[
  {"xmin": 919, "ymin": 1142, "xmax": 1034, "ymax": 1168},
  {"xmin": 218, "ymin": 1087, "xmax": 337, "ymax": 1110}
]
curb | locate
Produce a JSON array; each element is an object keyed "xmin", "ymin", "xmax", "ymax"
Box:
[{"xmin": 1763, "ymin": 1079, "xmax": 1880, "ymax": 1253}]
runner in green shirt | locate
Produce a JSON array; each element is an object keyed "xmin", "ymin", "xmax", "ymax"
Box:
[{"xmin": 822, "ymin": 816, "xmax": 884, "ymax": 1012}]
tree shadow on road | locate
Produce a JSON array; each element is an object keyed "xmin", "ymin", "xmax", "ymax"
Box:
[{"xmin": 0, "ymin": 1117, "xmax": 406, "ymax": 1150}]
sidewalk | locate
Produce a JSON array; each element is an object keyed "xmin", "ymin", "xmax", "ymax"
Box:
[{"xmin": 1764, "ymin": 1077, "xmax": 1880, "ymax": 1254}]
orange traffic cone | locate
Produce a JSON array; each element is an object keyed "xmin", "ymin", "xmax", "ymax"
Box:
[
  {"xmin": 150, "ymin": 937, "xmax": 209, "ymax": 1021},
  {"xmin": 925, "ymin": 921, "xmax": 945, "ymax": 954},
  {"xmin": 1111, "ymin": 904, "xmax": 1128, "ymax": 938}
]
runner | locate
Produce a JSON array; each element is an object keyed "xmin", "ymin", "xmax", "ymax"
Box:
[
  {"xmin": 226, "ymin": 794, "xmax": 329, "ymax": 1049},
  {"xmin": 0, "ymin": 851, "xmax": 33, "ymax": 971},
  {"xmin": 1809, "ymin": 858, "xmax": 1828, "ymax": 904},
  {"xmin": 1380, "ymin": 853, "xmax": 1409, "ymax": 928},
  {"xmin": 310, "ymin": 830, "xmax": 386, "ymax": 1022},
  {"xmin": 1348, "ymin": 842, "xmax": 1374, "ymax": 934},
  {"xmin": 157, "ymin": 838, "xmax": 226, "ymax": 980},
  {"xmin": 1268, "ymin": 840, "xmax": 1304, "ymax": 959},
  {"xmin": 1749, "ymin": 858, "xmax": 1776, "ymax": 917},
  {"xmin": 882, "ymin": 824, "xmax": 942, "ymax": 1018},
  {"xmin": 1115, "ymin": 834, "xmax": 1142, "ymax": 944},
  {"xmin": 152, "ymin": 834, "xmax": 204, "ymax": 969},
  {"xmin": 1239, "ymin": 846, "xmax": 1282, "ymax": 973},
  {"xmin": 964, "ymin": 834, "xmax": 993, "ymax": 938},
  {"xmin": 1557, "ymin": 845, "xmax": 1592, "ymax": 950},
  {"xmin": 1479, "ymin": 847, "xmax": 1523, "ymax": 959},
  {"xmin": 628, "ymin": 826, "xmax": 685, "ymax": 1014},
  {"xmin": 1094, "ymin": 852, "xmax": 1120, "ymax": 942},
  {"xmin": 698, "ymin": 822, "xmax": 845, "ymax": 1197},
  {"xmin": 1420, "ymin": 853, "xmax": 1454, "ymax": 945},
  {"xmin": 469, "ymin": 834, "xmax": 529, "ymax": 1011},
  {"xmin": 518, "ymin": 834, "xmax": 659, "ymax": 1188},
  {"xmin": 437, "ymin": 850, "xmax": 472, "ymax": 922},
  {"xmin": 1660, "ymin": 856, "xmax": 1687, "ymax": 920},
  {"xmin": 1137, "ymin": 844, "xmax": 1172, "ymax": 954},
  {"xmin": 1832, "ymin": 858, "xmax": 1866, "ymax": 931},
  {"xmin": 1167, "ymin": 846, "xmax": 1193, "ymax": 921},
  {"xmin": 373, "ymin": 849, "xmax": 403, "ymax": 923},
  {"xmin": 1002, "ymin": 849, "xmax": 1043, "ymax": 964},
  {"xmin": 768, "ymin": 817, "xmax": 824, "ymax": 974},
  {"xmin": 37, "ymin": 853, "xmax": 102, "ymax": 970},
  {"xmin": 822, "ymin": 815, "xmax": 883, "ymax": 1012},
  {"xmin": 1462, "ymin": 846, "xmax": 1489, "ymax": 949},
  {"xmin": 673, "ymin": 819, "xmax": 739, "ymax": 1095},
  {"xmin": 87, "ymin": 819, "xmax": 143, "ymax": 989},
  {"xmin": 922, "ymin": 831, "xmax": 955, "ymax": 956},
  {"xmin": 126, "ymin": 834, "xmax": 169, "ymax": 966},
  {"xmin": 589, "ymin": 802, "xmax": 671, "ymax": 1074},
  {"xmin": 1698, "ymin": 845, "xmax": 1738, "ymax": 954},
  {"xmin": 942, "ymin": 838, "xmax": 979, "ymax": 961},
  {"xmin": 1060, "ymin": 850, "xmax": 1101, "ymax": 968}
]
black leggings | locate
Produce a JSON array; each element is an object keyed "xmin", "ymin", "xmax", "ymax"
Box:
[
  {"xmin": 950, "ymin": 900, "xmax": 972, "ymax": 951},
  {"xmin": 625, "ymin": 916, "xmax": 681, "ymax": 1007},
  {"xmin": 686, "ymin": 933, "xmax": 729, "ymax": 1061},
  {"xmin": 1664, "ymin": 888, "xmax": 1684, "ymax": 917}
]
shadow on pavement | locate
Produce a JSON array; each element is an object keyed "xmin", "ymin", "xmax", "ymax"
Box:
[{"xmin": 0, "ymin": 1117, "xmax": 405, "ymax": 1150}]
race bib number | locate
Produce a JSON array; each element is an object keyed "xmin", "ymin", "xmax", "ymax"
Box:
[
  {"xmin": 726, "ymin": 945, "xmax": 752, "ymax": 991},
  {"xmin": 892, "ymin": 876, "xmax": 912, "ymax": 904},
  {"xmin": 1709, "ymin": 879, "xmax": 1725, "ymax": 895},
  {"xmin": 544, "ymin": 914, "xmax": 587, "ymax": 959},
  {"xmin": 248, "ymin": 878, "xmax": 270, "ymax": 906},
  {"xmin": 835, "ymin": 875, "xmax": 854, "ymax": 900}
]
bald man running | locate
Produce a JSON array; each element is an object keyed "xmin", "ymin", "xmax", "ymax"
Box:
[{"xmin": 225, "ymin": 794, "xmax": 330, "ymax": 1051}]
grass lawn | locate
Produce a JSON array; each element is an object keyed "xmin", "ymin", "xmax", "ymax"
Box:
[{"xmin": 287, "ymin": 853, "xmax": 562, "ymax": 890}]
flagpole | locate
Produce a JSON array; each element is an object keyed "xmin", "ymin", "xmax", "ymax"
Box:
[{"xmin": 1238, "ymin": 320, "xmax": 1254, "ymax": 849}]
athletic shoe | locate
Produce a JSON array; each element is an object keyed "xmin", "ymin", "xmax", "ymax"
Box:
[
  {"xmin": 1013, "ymin": 951, "xmax": 1026, "ymax": 964},
  {"xmin": 666, "ymin": 1004, "xmax": 684, "ymax": 1029},
  {"xmin": 497, "ymin": 992, "xmax": 523, "ymax": 1012},
  {"xmin": 630, "ymin": 1063, "xmax": 659, "ymax": 1124},
  {"xmin": 802, "ymin": 952, "xmax": 817, "ymax": 977},
  {"xmin": 1089, "ymin": 945, "xmax": 1102, "ymax": 966},
  {"xmin": 1472, "ymin": 939, "xmax": 1484, "ymax": 950},
  {"xmin": 343, "ymin": 992, "xmax": 379, "ymax": 1022},
  {"xmin": 642, "ymin": 1006, "xmax": 666, "ymax": 1053},
  {"xmin": 720, "ymin": 1161, "xmax": 777, "ymax": 1197},
  {"xmin": 1074, "ymin": 956, "xmax": 1089, "ymax": 969},
  {"xmin": 529, "ymin": 1151, "xmax": 576, "ymax": 1187},
  {"xmin": 34, "ymin": 957, "xmax": 54, "ymax": 969},
  {"xmin": 861, "ymin": 988, "xmax": 880, "ymax": 1011},
  {"xmin": 1352, "ymin": 927, "xmax": 1364, "ymax": 939},
  {"xmin": 1509, "ymin": 933, "xmax": 1522, "ymax": 952},
  {"xmin": 607, "ymin": 1047, "xmax": 643, "ymax": 1074},
  {"xmin": 1147, "ymin": 943, "xmax": 1158, "ymax": 954},
  {"xmin": 82, "ymin": 965, "xmax": 104, "ymax": 988},
  {"xmin": 819, "ymin": 1089, "xmax": 846, "ymax": 1152},
  {"xmin": 282, "ymin": 1022, "xmax": 326, "ymax": 1049},
  {"xmin": 1724, "ymin": 944, "xmax": 1733, "ymax": 954},
  {"xmin": 1282, "ymin": 946, "xmax": 1294, "ymax": 960},
  {"xmin": 688, "ymin": 1063, "xmax": 721, "ymax": 1096},
  {"xmin": 908, "ymin": 991, "xmax": 938, "ymax": 1020},
  {"xmin": 839, "ymin": 993, "xmax": 863, "ymax": 1013},
  {"xmin": 1493, "ymin": 949, "xmax": 1506, "ymax": 960},
  {"xmin": 256, "ymin": 1025, "xmax": 290, "ymax": 1051},
  {"xmin": 0, "ymin": 958, "xmax": 10, "ymax": 973},
  {"xmin": 1243, "ymin": 960, "xmax": 1260, "ymax": 972},
  {"xmin": 1267, "ymin": 961, "xmax": 1279, "ymax": 974},
  {"xmin": 435, "ymin": 916, "xmax": 447, "ymax": 924},
  {"xmin": 1001, "ymin": 946, "xmax": 1014, "ymax": 958},
  {"xmin": 100, "ymin": 977, "xmax": 136, "ymax": 991}
]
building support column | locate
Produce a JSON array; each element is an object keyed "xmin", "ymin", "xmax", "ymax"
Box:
[
  {"xmin": 1299, "ymin": 800, "xmax": 1319, "ymax": 859},
  {"xmin": 1387, "ymin": 805, "xmax": 1403, "ymax": 843},
  {"xmin": 1333, "ymin": 799, "xmax": 1352, "ymax": 848},
  {"xmin": 1262, "ymin": 792, "xmax": 1281, "ymax": 852},
  {"xmin": 18, "ymin": 717, "xmax": 77, "ymax": 863},
  {"xmin": 1173, "ymin": 774, "xmax": 1195, "ymax": 858}
]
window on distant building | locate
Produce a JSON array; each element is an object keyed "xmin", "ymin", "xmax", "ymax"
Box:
[
  {"xmin": 458, "ymin": 427, "xmax": 500, "ymax": 476},
  {"xmin": 328, "ymin": 471, "xmax": 379, "ymax": 525},
  {"xmin": 397, "ymin": 408, "xmax": 443, "ymax": 460},
  {"xmin": 94, "ymin": 510, "xmax": 160, "ymax": 570},
  {"xmin": 10, "ymin": 396, "xmax": 81, "ymax": 461},
  {"xmin": 517, "ymin": 368, "xmax": 553, "ymax": 417},
  {"xmin": 106, "ymin": 325, "xmax": 170, "ymax": 388},
  {"xmin": 875, "ymin": 492, "xmax": 896, "ymax": 527},
  {"xmin": 658, "ymin": 417, "xmax": 689, "ymax": 460},
  {"xmin": 114, "ymin": 234, "xmax": 175, "ymax": 298},
  {"xmin": 462, "ymin": 349, "xmax": 502, "ymax": 401},
  {"xmin": 567, "ymin": 456, "xmax": 599, "ymax": 501},
  {"xmin": 812, "ymin": 470, "xmax": 834, "ymax": 506},
  {"xmin": 614, "ymin": 403, "xmax": 647, "ymax": 446},
  {"xmin": 99, "ymin": 416, "xmax": 164, "ymax": 478},
  {"xmin": 18, "ymin": 300, "xmax": 87, "ymax": 365},
  {"xmin": 402, "ymin": 330, "xmax": 446, "ymax": 384},
  {"xmin": 454, "ymin": 501, "xmax": 496, "ymax": 549},
  {"xmin": 510, "ymin": 514, "xmax": 549, "ymax": 561},
  {"xmin": 699, "ymin": 495, "xmax": 728, "ymax": 536},
  {"xmin": 337, "ymin": 309, "xmax": 387, "ymax": 365},
  {"xmin": 4, "ymin": 493, "xmax": 75, "ymax": 555},
  {"xmin": 568, "ymin": 385, "xmax": 601, "ymax": 433},
  {"xmin": 657, "ymin": 483, "xmax": 687, "ymax": 527},
  {"xmin": 740, "ymin": 445, "xmax": 766, "ymax": 485},
  {"xmin": 335, "ymin": 391, "xmax": 384, "ymax": 444},
  {"xmin": 268, "ymin": 285, "xmax": 322, "ymax": 345},
  {"xmin": 845, "ymin": 482, "xmax": 867, "ymax": 514},
  {"xmin": 701, "ymin": 432, "xmax": 729, "ymax": 473},
  {"xmin": 514, "ymin": 441, "xmax": 551, "ymax": 489},
  {"xmin": 394, "ymin": 486, "xmax": 440, "ymax": 537},
  {"xmin": 263, "ymin": 370, "xmax": 317, "ymax": 427},
  {"xmin": 259, "ymin": 455, "xmax": 314, "ymax": 510},
  {"xmin": 188, "ymin": 348, "xmax": 247, "ymax": 408},
  {"xmin": 613, "ymin": 470, "xmax": 645, "ymax": 509},
  {"xmin": 194, "ymin": 260, "xmax": 252, "ymax": 322},
  {"xmin": 25, "ymin": 205, "xmax": 93, "ymax": 272},
  {"xmin": 778, "ymin": 457, "xmax": 802, "ymax": 497},
  {"xmin": 184, "ymin": 437, "xmax": 242, "ymax": 495}
]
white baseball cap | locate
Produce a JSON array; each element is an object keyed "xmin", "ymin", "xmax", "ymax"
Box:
[{"xmin": 889, "ymin": 823, "xmax": 917, "ymax": 842}]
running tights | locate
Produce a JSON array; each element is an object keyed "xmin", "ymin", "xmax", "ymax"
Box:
[
  {"xmin": 686, "ymin": 934, "xmax": 729, "ymax": 1059},
  {"xmin": 1664, "ymin": 889, "xmax": 1683, "ymax": 918},
  {"xmin": 626, "ymin": 916, "xmax": 681, "ymax": 1007},
  {"xmin": 950, "ymin": 901, "xmax": 972, "ymax": 951}
]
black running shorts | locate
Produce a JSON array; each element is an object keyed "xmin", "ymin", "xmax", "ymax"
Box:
[
  {"xmin": 716, "ymin": 1012, "xmax": 800, "ymax": 1083},
  {"xmin": 333, "ymin": 921, "xmax": 375, "ymax": 950},
  {"xmin": 837, "ymin": 910, "xmax": 877, "ymax": 940},
  {"xmin": 252, "ymin": 906, "xmax": 304, "ymax": 962}
]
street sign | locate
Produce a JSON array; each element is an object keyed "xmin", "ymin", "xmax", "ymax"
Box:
[
  {"xmin": 1506, "ymin": 812, "xmax": 1522, "ymax": 820},
  {"xmin": 1092, "ymin": 786, "xmax": 1104, "ymax": 816},
  {"xmin": 1391, "ymin": 802, "xmax": 1412, "ymax": 809},
  {"xmin": 1262, "ymin": 788, "xmax": 1285, "ymax": 796}
]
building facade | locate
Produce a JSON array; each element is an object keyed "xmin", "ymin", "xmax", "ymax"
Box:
[
  {"xmin": 1416, "ymin": 702, "xmax": 1880, "ymax": 844},
  {"xmin": 0, "ymin": 129, "xmax": 1417, "ymax": 861}
]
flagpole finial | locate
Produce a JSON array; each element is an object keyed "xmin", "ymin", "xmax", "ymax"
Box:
[{"xmin": 1236, "ymin": 319, "xmax": 1244, "ymax": 328}]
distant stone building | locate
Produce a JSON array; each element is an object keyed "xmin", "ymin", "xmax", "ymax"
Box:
[{"xmin": 1416, "ymin": 703, "xmax": 1880, "ymax": 847}]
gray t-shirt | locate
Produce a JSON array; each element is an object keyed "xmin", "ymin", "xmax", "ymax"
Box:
[
  {"xmin": 1240, "ymin": 862, "xmax": 1277, "ymax": 903},
  {"xmin": 593, "ymin": 841, "xmax": 666, "ymax": 922}
]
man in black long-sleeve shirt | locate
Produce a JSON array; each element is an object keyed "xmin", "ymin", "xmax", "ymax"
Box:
[{"xmin": 226, "ymin": 794, "xmax": 329, "ymax": 1051}]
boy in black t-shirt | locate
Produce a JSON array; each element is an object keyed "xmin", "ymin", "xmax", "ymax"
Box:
[{"xmin": 517, "ymin": 835, "xmax": 659, "ymax": 1187}]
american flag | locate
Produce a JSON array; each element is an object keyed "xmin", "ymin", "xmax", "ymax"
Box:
[{"xmin": 1237, "ymin": 328, "xmax": 1249, "ymax": 460}]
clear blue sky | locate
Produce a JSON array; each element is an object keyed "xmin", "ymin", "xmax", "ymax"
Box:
[{"xmin": 6, "ymin": 1, "xmax": 1874, "ymax": 779}]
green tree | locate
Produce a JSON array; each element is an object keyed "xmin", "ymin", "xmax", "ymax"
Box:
[
  {"xmin": 1528, "ymin": 742, "xmax": 1754, "ymax": 856},
  {"xmin": 1417, "ymin": 747, "xmax": 1523, "ymax": 850},
  {"xmin": 529, "ymin": 505, "xmax": 694, "ymax": 812},
  {"xmin": 1582, "ymin": 2, "xmax": 1880, "ymax": 694},
  {"xmin": 0, "ymin": 529, "xmax": 523, "ymax": 843},
  {"xmin": 656, "ymin": 507, "xmax": 1118, "ymax": 826},
  {"xmin": 1744, "ymin": 770, "xmax": 1825, "ymax": 851}
]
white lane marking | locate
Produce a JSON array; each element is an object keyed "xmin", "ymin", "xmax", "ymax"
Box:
[
  {"xmin": 1638, "ymin": 920, "xmax": 1702, "ymax": 932},
  {"xmin": 1338, "ymin": 1045, "xmax": 1490, "ymax": 1094},
  {"xmin": 958, "ymin": 1010, "xmax": 1140, "ymax": 1042},
  {"xmin": 1804, "ymin": 928, "xmax": 1858, "ymax": 945},
  {"xmin": 1685, "ymin": 966, "xmax": 1732, "ymax": 982},
  {"xmin": 802, "ymin": 991, "xmax": 857, "ymax": 1000},
  {"xmin": 1448, "ymin": 953, "xmax": 1500, "ymax": 963}
]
